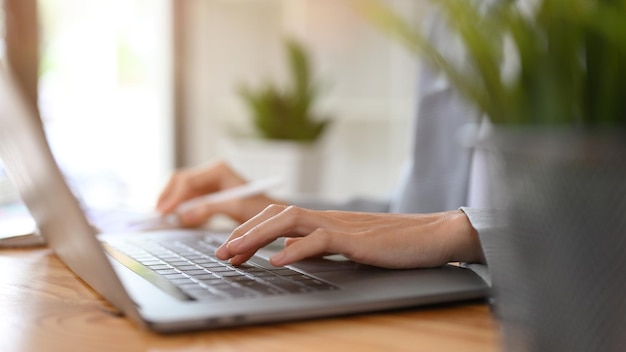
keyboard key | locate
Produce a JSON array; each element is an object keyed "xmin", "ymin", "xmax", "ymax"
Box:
[{"xmin": 111, "ymin": 238, "xmax": 338, "ymax": 300}]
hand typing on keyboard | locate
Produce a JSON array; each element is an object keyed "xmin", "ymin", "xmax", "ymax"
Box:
[{"xmin": 215, "ymin": 205, "xmax": 485, "ymax": 270}]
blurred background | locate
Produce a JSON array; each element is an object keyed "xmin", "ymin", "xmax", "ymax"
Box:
[{"xmin": 0, "ymin": 0, "xmax": 432, "ymax": 211}]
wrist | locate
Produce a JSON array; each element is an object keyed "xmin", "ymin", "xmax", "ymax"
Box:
[{"xmin": 445, "ymin": 210, "xmax": 485, "ymax": 264}]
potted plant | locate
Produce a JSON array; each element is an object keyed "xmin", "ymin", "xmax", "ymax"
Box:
[
  {"xmin": 221, "ymin": 39, "xmax": 332, "ymax": 196},
  {"xmin": 357, "ymin": 0, "xmax": 626, "ymax": 350},
  {"xmin": 238, "ymin": 39, "xmax": 331, "ymax": 142}
]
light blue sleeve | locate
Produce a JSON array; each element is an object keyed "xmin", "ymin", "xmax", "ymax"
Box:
[
  {"xmin": 390, "ymin": 10, "xmax": 482, "ymax": 214},
  {"xmin": 293, "ymin": 11, "xmax": 481, "ymax": 215},
  {"xmin": 460, "ymin": 206, "xmax": 507, "ymax": 286}
]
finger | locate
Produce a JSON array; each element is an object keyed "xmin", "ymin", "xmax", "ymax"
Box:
[
  {"xmin": 224, "ymin": 204, "xmax": 288, "ymax": 242},
  {"xmin": 269, "ymin": 228, "xmax": 352, "ymax": 266},
  {"xmin": 218, "ymin": 206, "xmax": 338, "ymax": 260},
  {"xmin": 186, "ymin": 161, "xmax": 243, "ymax": 193},
  {"xmin": 158, "ymin": 161, "xmax": 247, "ymax": 214},
  {"xmin": 156, "ymin": 177, "xmax": 176, "ymax": 209},
  {"xmin": 156, "ymin": 171, "xmax": 188, "ymax": 213},
  {"xmin": 157, "ymin": 169, "xmax": 210, "ymax": 214},
  {"xmin": 176, "ymin": 198, "xmax": 241, "ymax": 227},
  {"xmin": 215, "ymin": 204, "xmax": 288, "ymax": 258},
  {"xmin": 228, "ymin": 251, "xmax": 257, "ymax": 266},
  {"xmin": 176, "ymin": 207, "xmax": 211, "ymax": 228},
  {"xmin": 284, "ymin": 238, "xmax": 330, "ymax": 258},
  {"xmin": 283, "ymin": 237, "xmax": 299, "ymax": 247},
  {"xmin": 177, "ymin": 210, "xmax": 212, "ymax": 227}
]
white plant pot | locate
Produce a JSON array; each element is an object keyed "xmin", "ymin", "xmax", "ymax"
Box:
[{"xmin": 218, "ymin": 137, "xmax": 324, "ymax": 198}]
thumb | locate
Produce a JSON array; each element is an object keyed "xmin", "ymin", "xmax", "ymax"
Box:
[{"xmin": 284, "ymin": 238, "xmax": 302, "ymax": 247}]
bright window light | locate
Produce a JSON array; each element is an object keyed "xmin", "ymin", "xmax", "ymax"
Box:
[{"xmin": 38, "ymin": 0, "xmax": 173, "ymax": 210}]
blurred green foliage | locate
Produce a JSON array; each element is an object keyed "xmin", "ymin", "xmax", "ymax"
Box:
[
  {"xmin": 355, "ymin": 0, "xmax": 626, "ymax": 127},
  {"xmin": 238, "ymin": 39, "xmax": 331, "ymax": 142}
]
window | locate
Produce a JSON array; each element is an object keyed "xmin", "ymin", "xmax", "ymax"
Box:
[{"xmin": 38, "ymin": 0, "xmax": 173, "ymax": 209}]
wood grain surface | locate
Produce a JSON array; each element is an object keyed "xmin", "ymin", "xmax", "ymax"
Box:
[{"xmin": 0, "ymin": 248, "xmax": 500, "ymax": 352}]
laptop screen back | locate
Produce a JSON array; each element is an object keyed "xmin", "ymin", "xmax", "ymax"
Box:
[{"xmin": 0, "ymin": 65, "xmax": 142, "ymax": 324}]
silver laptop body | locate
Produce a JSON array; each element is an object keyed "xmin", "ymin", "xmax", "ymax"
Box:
[{"xmin": 0, "ymin": 66, "xmax": 488, "ymax": 332}]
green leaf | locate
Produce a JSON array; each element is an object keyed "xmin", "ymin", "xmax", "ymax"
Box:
[
  {"xmin": 353, "ymin": 0, "xmax": 626, "ymax": 127},
  {"xmin": 237, "ymin": 39, "xmax": 331, "ymax": 141}
]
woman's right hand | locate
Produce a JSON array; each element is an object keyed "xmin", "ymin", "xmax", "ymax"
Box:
[
  {"xmin": 156, "ymin": 160, "xmax": 285, "ymax": 227},
  {"xmin": 216, "ymin": 205, "xmax": 485, "ymax": 269}
]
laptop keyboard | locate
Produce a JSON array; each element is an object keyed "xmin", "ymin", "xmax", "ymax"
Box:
[{"xmin": 103, "ymin": 238, "xmax": 337, "ymax": 301}]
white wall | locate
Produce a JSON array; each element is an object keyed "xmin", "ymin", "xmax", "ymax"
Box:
[{"xmin": 180, "ymin": 0, "xmax": 431, "ymax": 201}]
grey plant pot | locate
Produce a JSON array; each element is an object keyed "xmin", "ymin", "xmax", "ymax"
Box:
[{"xmin": 480, "ymin": 127, "xmax": 626, "ymax": 352}]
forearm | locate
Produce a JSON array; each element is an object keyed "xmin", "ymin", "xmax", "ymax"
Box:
[{"xmin": 442, "ymin": 210, "xmax": 486, "ymax": 265}]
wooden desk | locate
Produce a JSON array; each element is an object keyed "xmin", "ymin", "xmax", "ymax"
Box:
[{"xmin": 0, "ymin": 248, "xmax": 500, "ymax": 352}]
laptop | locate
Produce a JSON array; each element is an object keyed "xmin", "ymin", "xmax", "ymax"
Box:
[{"xmin": 0, "ymin": 65, "xmax": 488, "ymax": 332}]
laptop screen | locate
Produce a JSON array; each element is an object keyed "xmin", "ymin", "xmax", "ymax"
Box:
[{"xmin": 0, "ymin": 65, "xmax": 143, "ymax": 324}]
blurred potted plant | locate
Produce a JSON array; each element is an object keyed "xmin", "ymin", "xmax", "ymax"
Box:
[
  {"xmin": 222, "ymin": 39, "xmax": 332, "ymax": 196},
  {"xmin": 239, "ymin": 39, "xmax": 331, "ymax": 142},
  {"xmin": 356, "ymin": 0, "xmax": 626, "ymax": 351}
]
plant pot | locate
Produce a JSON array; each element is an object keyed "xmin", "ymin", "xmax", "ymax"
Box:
[
  {"xmin": 480, "ymin": 127, "xmax": 626, "ymax": 352},
  {"xmin": 218, "ymin": 136, "xmax": 324, "ymax": 198}
]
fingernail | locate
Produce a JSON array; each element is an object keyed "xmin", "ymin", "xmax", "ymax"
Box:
[
  {"xmin": 178, "ymin": 210, "xmax": 200, "ymax": 224},
  {"xmin": 215, "ymin": 244, "xmax": 226, "ymax": 257},
  {"xmin": 270, "ymin": 251, "xmax": 287, "ymax": 266},
  {"xmin": 227, "ymin": 237, "xmax": 243, "ymax": 250},
  {"xmin": 156, "ymin": 201, "xmax": 171, "ymax": 213}
]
